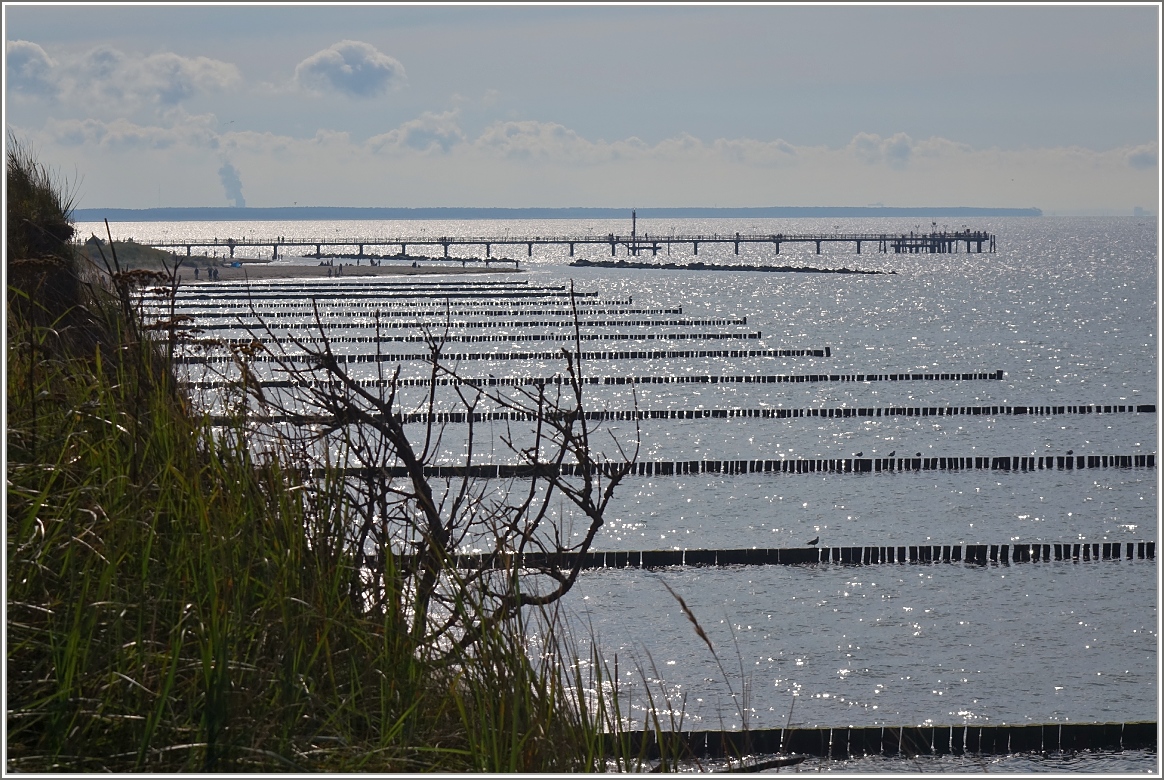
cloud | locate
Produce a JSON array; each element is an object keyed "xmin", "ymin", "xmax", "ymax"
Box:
[
  {"xmin": 218, "ymin": 160, "xmax": 245, "ymax": 207},
  {"xmin": 474, "ymin": 120, "xmax": 614, "ymax": 163},
  {"xmin": 44, "ymin": 113, "xmax": 221, "ymax": 151},
  {"xmin": 9, "ymin": 42, "xmax": 240, "ymax": 111},
  {"xmin": 471, "ymin": 121, "xmax": 808, "ymax": 170},
  {"xmin": 6, "ymin": 40, "xmax": 57, "ymax": 96},
  {"xmin": 708, "ymin": 136, "xmax": 799, "ymax": 166},
  {"xmin": 137, "ymin": 52, "xmax": 241, "ymax": 105},
  {"xmin": 849, "ymin": 132, "xmax": 915, "ymax": 169},
  {"xmin": 368, "ymin": 110, "xmax": 465, "ymax": 153},
  {"xmin": 1125, "ymin": 144, "xmax": 1157, "ymax": 170},
  {"xmin": 72, "ymin": 46, "xmax": 128, "ymax": 103},
  {"xmin": 23, "ymin": 112, "xmax": 1159, "ymax": 212},
  {"xmin": 294, "ymin": 40, "xmax": 405, "ymax": 98},
  {"xmin": 74, "ymin": 48, "xmax": 239, "ymax": 107}
]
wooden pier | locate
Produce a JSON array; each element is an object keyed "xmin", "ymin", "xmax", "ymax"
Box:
[{"xmin": 147, "ymin": 228, "xmax": 996, "ymax": 260}]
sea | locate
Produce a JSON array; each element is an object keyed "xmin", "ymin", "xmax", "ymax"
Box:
[{"xmin": 82, "ymin": 215, "xmax": 1160, "ymax": 773}]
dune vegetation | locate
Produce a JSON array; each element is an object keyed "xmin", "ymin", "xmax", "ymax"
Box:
[{"xmin": 5, "ymin": 139, "xmax": 692, "ymax": 772}]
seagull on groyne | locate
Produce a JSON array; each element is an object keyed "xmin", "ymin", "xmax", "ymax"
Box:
[
  {"xmin": 807, "ymin": 536, "xmax": 819, "ymax": 546},
  {"xmin": 888, "ymin": 451, "xmax": 896, "ymax": 457}
]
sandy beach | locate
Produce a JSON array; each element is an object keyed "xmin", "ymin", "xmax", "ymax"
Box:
[{"xmin": 181, "ymin": 261, "xmax": 523, "ymax": 283}]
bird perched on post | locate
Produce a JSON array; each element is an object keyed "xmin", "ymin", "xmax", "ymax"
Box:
[
  {"xmin": 888, "ymin": 451, "xmax": 896, "ymax": 457},
  {"xmin": 807, "ymin": 536, "xmax": 819, "ymax": 546}
]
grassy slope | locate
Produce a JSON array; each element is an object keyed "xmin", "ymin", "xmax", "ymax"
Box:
[
  {"xmin": 6, "ymin": 328, "xmax": 611, "ymax": 770},
  {"xmin": 7, "ymin": 145, "xmax": 651, "ymax": 772}
]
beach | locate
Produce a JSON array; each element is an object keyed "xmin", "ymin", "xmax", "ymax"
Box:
[{"xmin": 183, "ymin": 260, "xmax": 522, "ymax": 283}]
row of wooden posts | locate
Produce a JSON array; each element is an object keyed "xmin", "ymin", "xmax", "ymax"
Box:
[
  {"xmin": 318, "ymin": 453, "xmax": 1155, "ymax": 481},
  {"xmin": 439, "ymin": 541, "xmax": 1155, "ymax": 571},
  {"xmin": 185, "ymin": 370, "xmax": 1004, "ymax": 387},
  {"xmin": 613, "ymin": 720, "xmax": 1155, "ymax": 760},
  {"xmin": 217, "ymin": 403, "xmax": 1155, "ymax": 426}
]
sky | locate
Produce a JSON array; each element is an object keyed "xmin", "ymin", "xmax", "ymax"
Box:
[{"xmin": 3, "ymin": 4, "xmax": 1160, "ymax": 213}]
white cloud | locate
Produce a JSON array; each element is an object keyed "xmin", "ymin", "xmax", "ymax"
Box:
[
  {"xmin": 44, "ymin": 112, "xmax": 221, "ymax": 151},
  {"xmin": 708, "ymin": 136, "xmax": 799, "ymax": 167},
  {"xmin": 8, "ymin": 42, "xmax": 240, "ymax": 112},
  {"xmin": 368, "ymin": 110, "xmax": 464, "ymax": 153},
  {"xmin": 849, "ymin": 132, "xmax": 916, "ymax": 169},
  {"xmin": 135, "ymin": 51, "xmax": 241, "ymax": 105},
  {"xmin": 6, "ymin": 40, "xmax": 57, "ymax": 97},
  {"xmin": 294, "ymin": 40, "xmax": 405, "ymax": 98},
  {"xmin": 473, "ymin": 120, "xmax": 596, "ymax": 161}
]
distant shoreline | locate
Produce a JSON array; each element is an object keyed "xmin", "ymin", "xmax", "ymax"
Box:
[{"xmin": 74, "ymin": 205, "xmax": 1044, "ymax": 222}]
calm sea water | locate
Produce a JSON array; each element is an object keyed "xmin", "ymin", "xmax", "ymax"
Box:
[{"xmin": 92, "ymin": 216, "xmax": 1159, "ymax": 772}]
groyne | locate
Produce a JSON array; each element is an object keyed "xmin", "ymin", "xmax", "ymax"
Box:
[
  {"xmin": 182, "ymin": 369, "xmax": 1002, "ymax": 384},
  {"xmin": 442, "ymin": 541, "xmax": 1156, "ymax": 571},
  {"xmin": 209, "ymin": 403, "xmax": 1155, "ymax": 426},
  {"xmin": 318, "ymin": 452, "xmax": 1155, "ymax": 482},
  {"xmin": 570, "ymin": 258, "xmax": 891, "ymax": 273},
  {"xmin": 614, "ymin": 721, "xmax": 1154, "ymax": 760}
]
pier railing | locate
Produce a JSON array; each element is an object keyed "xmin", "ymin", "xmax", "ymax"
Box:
[{"xmin": 146, "ymin": 230, "xmax": 996, "ymax": 259}]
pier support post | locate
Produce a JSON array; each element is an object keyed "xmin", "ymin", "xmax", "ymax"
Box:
[
  {"xmin": 569, "ymin": 242, "xmax": 574, "ymax": 257},
  {"xmin": 315, "ymin": 244, "xmax": 321, "ymax": 258},
  {"xmin": 486, "ymin": 243, "xmax": 491, "ymax": 258},
  {"xmin": 856, "ymin": 240, "xmax": 861, "ymax": 254},
  {"xmin": 401, "ymin": 243, "xmax": 407, "ymax": 256},
  {"xmin": 443, "ymin": 243, "xmax": 449, "ymax": 258},
  {"xmin": 611, "ymin": 241, "xmax": 616, "ymax": 256},
  {"xmin": 358, "ymin": 244, "xmax": 364, "ymax": 257},
  {"xmin": 815, "ymin": 241, "xmax": 821, "ymax": 254},
  {"xmin": 186, "ymin": 245, "xmax": 191, "ymax": 256},
  {"xmin": 527, "ymin": 243, "xmax": 533, "ymax": 257},
  {"xmin": 693, "ymin": 241, "xmax": 699, "ymax": 255},
  {"xmin": 272, "ymin": 244, "xmax": 278, "ymax": 260},
  {"xmin": 735, "ymin": 232, "xmax": 740, "ymax": 255}
]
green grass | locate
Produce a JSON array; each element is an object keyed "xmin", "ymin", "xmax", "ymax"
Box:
[
  {"xmin": 5, "ymin": 292, "xmax": 658, "ymax": 771},
  {"xmin": 5, "ymin": 138, "xmax": 702, "ymax": 772}
]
